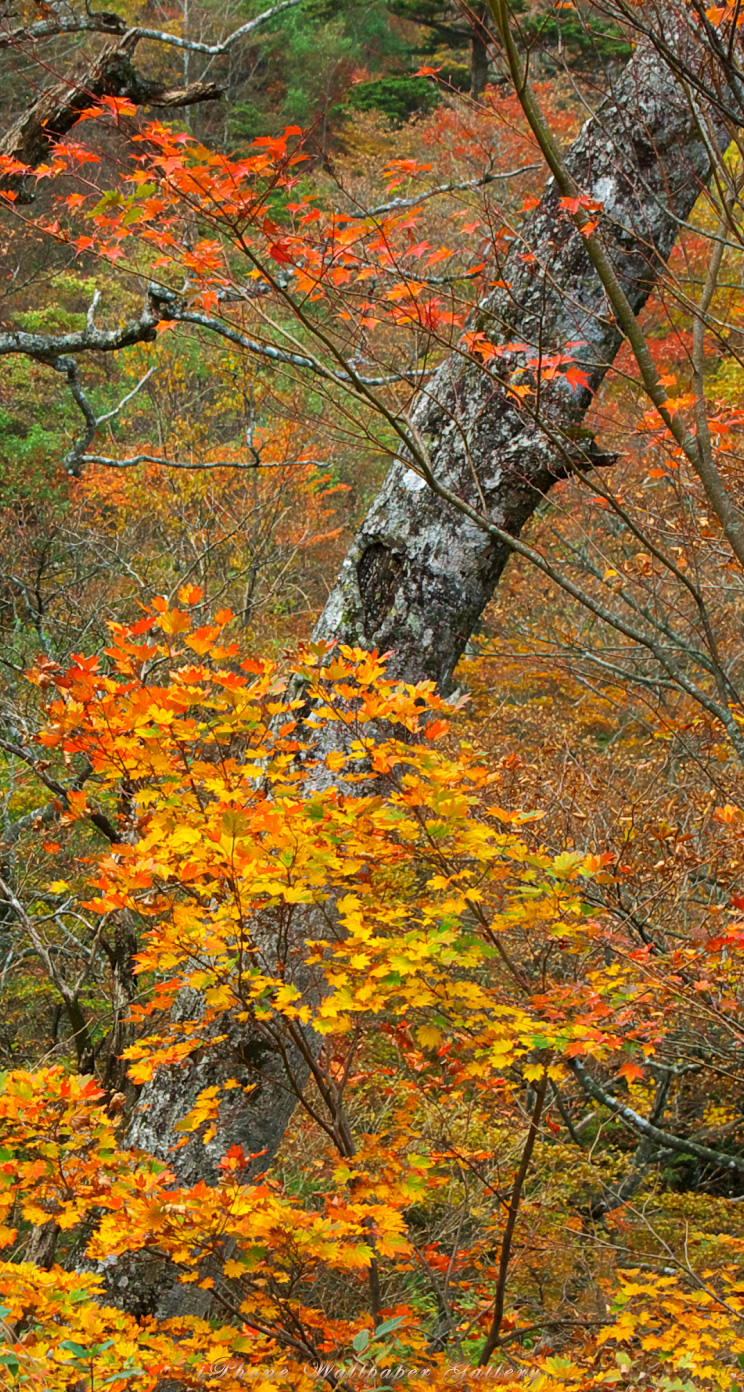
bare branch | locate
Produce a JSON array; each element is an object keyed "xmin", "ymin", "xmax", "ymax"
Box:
[
  {"xmin": 0, "ymin": 285, "xmax": 433, "ymax": 473},
  {"xmin": 78, "ymin": 452, "xmax": 332, "ymax": 470},
  {"xmin": 94, "ymin": 365, "xmax": 157, "ymax": 427},
  {"xmin": 129, "ymin": 0, "xmax": 303, "ymax": 55},
  {"xmin": 0, "ymin": 0, "xmax": 302, "ymax": 54},
  {"xmin": 359, "ymin": 163, "xmax": 540, "ymax": 219},
  {"xmin": 478, "ymin": 1073, "xmax": 548, "ymax": 1364},
  {"xmin": 170, "ymin": 304, "xmax": 434, "ymax": 385},
  {"xmin": 56, "ymin": 355, "xmax": 157, "ymax": 473},
  {"xmin": 569, "ymin": 1058, "xmax": 744, "ymax": 1177},
  {"xmin": 0, "ymin": 295, "xmax": 160, "ymax": 360},
  {"xmin": 0, "ymin": 288, "xmax": 431, "ymax": 386},
  {"xmin": 0, "ymin": 11, "xmax": 129, "ymax": 46}
]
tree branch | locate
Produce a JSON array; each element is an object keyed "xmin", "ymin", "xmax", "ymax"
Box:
[
  {"xmin": 0, "ymin": 286, "xmax": 433, "ymax": 474},
  {"xmin": 0, "ymin": 32, "xmax": 222, "ymax": 200},
  {"xmin": 77, "ymin": 452, "xmax": 331, "ymax": 470},
  {"xmin": 359, "ymin": 163, "xmax": 540, "ymax": 219},
  {"xmin": 478, "ymin": 1073, "xmax": 548, "ymax": 1364},
  {"xmin": 0, "ymin": 293, "xmax": 161, "ymax": 359},
  {"xmin": 0, "ymin": 12, "xmax": 129, "ymax": 46},
  {"xmin": 128, "ymin": 0, "xmax": 303, "ymax": 55},
  {"xmin": 588, "ymin": 1069, "xmax": 672, "ymax": 1220},
  {"xmin": 0, "ymin": 288, "xmax": 430, "ymax": 385},
  {"xmin": 0, "ymin": 0, "xmax": 302, "ymax": 54},
  {"xmin": 0, "ymin": 740, "xmax": 120, "ymax": 844},
  {"xmin": 569, "ymin": 1058, "xmax": 744, "ymax": 1177}
]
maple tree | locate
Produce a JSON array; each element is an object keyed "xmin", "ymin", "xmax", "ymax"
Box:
[
  {"xmin": 3, "ymin": 0, "xmax": 744, "ymax": 1385},
  {"xmin": 2, "ymin": 588, "xmax": 744, "ymax": 1389}
]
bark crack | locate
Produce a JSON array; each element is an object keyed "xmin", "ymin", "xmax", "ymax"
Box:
[{"xmin": 357, "ymin": 542, "xmax": 403, "ymax": 640}]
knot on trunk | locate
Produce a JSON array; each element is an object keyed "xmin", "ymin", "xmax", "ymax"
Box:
[{"xmin": 357, "ymin": 542, "xmax": 403, "ymax": 640}]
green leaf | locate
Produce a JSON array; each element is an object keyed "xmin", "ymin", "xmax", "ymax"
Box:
[
  {"xmin": 60, "ymin": 1339, "xmax": 88, "ymax": 1359},
  {"xmin": 373, "ymin": 1316, "xmax": 405, "ymax": 1340},
  {"xmin": 352, "ymin": 1329, "xmax": 369, "ymax": 1353}
]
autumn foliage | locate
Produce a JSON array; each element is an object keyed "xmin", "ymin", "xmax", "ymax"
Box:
[
  {"xmin": 0, "ymin": 587, "xmax": 739, "ymax": 1389},
  {"xmin": 5, "ymin": 0, "xmax": 744, "ymax": 1386}
]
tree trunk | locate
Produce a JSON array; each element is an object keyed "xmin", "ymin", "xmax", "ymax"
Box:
[
  {"xmin": 470, "ymin": 4, "xmax": 490, "ymax": 98},
  {"xmin": 0, "ymin": 32, "xmax": 221, "ymax": 201},
  {"xmin": 315, "ymin": 38, "xmax": 722, "ymax": 693},
  {"xmin": 115, "ymin": 28, "xmax": 726, "ymax": 1312}
]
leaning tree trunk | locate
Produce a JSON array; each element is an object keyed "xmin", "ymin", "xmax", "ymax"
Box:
[
  {"xmin": 115, "ymin": 23, "xmax": 728, "ymax": 1317},
  {"xmin": 469, "ymin": 4, "xmax": 491, "ymax": 99},
  {"xmin": 315, "ymin": 37, "xmax": 726, "ymax": 692}
]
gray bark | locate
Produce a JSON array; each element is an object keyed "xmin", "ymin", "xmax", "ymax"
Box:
[
  {"xmin": 570, "ymin": 1058, "xmax": 744, "ymax": 1177},
  {"xmin": 315, "ymin": 36, "xmax": 723, "ymax": 691},
  {"xmin": 109, "ymin": 27, "xmax": 728, "ymax": 1317}
]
